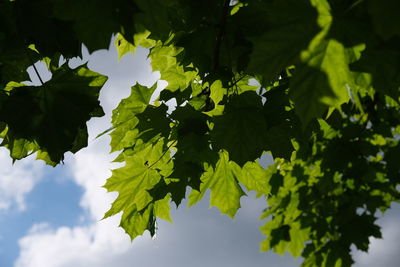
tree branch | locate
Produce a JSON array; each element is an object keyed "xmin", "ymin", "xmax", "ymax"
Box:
[{"xmin": 212, "ymin": 0, "xmax": 230, "ymax": 71}]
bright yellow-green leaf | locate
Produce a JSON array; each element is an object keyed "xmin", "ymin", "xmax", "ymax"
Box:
[
  {"xmin": 110, "ymin": 83, "xmax": 157, "ymax": 152},
  {"xmin": 189, "ymin": 151, "xmax": 245, "ymax": 218},
  {"xmin": 150, "ymin": 44, "xmax": 197, "ymax": 91},
  {"xmin": 104, "ymin": 139, "xmax": 173, "ymax": 239},
  {"xmin": 154, "ymin": 195, "xmax": 172, "ymax": 222},
  {"xmin": 239, "ymin": 161, "xmax": 271, "ymax": 195},
  {"xmin": 115, "ymin": 34, "xmax": 136, "ymax": 60}
]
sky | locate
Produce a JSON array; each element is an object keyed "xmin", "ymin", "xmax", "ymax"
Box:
[{"xmin": 0, "ymin": 41, "xmax": 399, "ymax": 267}]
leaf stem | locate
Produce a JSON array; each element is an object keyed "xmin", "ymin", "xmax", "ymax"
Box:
[
  {"xmin": 30, "ymin": 59, "xmax": 45, "ymax": 85},
  {"xmin": 343, "ymin": 0, "xmax": 365, "ymax": 14},
  {"xmin": 17, "ymin": 39, "xmax": 45, "ymax": 85}
]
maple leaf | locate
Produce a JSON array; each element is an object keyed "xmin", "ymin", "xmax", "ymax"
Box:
[
  {"xmin": 0, "ymin": 63, "xmax": 106, "ymax": 163},
  {"xmin": 104, "ymin": 139, "xmax": 173, "ymax": 239},
  {"xmin": 189, "ymin": 151, "xmax": 245, "ymax": 218},
  {"xmin": 211, "ymin": 91, "xmax": 268, "ymax": 166}
]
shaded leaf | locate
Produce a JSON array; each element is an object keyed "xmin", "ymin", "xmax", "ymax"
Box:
[{"xmin": 211, "ymin": 92, "xmax": 268, "ymax": 166}]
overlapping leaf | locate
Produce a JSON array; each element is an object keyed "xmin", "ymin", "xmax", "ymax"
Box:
[
  {"xmin": 189, "ymin": 151, "xmax": 245, "ymax": 218},
  {"xmin": 109, "ymin": 83, "xmax": 157, "ymax": 153},
  {"xmin": 247, "ymin": 0, "xmax": 320, "ymax": 82},
  {"xmin": 3, "ymin": 0, "xmax": 400, "ymax": 266},
  {"xmin": 211, "ymin": 91, "xmax": 268, "ymax": 166},
  {"xmin": 150, "ymin": 44, "xmax": 197, "ymax": 92},
  {"xmin": 52, "ymin": 0, "xmax": 137, "ymax": 52},
  {"xmin": 0, "ymin": 63, "xmax": 106, "ymax": 163},
  {"xmin": 104, "ymin": 139, "xmax": 173, "ymax": 239}
]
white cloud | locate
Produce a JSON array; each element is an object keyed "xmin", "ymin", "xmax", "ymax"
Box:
[
  {"xmin": 0, "ymin": 149, "xmax": 44, "ymax": 211},
  {"xmin": 16, "ymin": 215, "xmax": 136, "ymax": 267}
]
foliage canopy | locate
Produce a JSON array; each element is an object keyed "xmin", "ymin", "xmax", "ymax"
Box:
[{"xmin": 1, "ymin": 0, "xmax": 400, "ymax": 266}]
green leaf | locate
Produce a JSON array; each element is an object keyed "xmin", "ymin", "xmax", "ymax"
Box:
[
  {"xmin": 239, "ymin": 161, "xmax": 272, "ymax": 195},
  {"xmin": 154, "ymin": 194, "xmax": 172, "ymax": 222},
  {"xmin": 4, "ymin": 0, "xmax": 400, "ymax": 265},
  {"xmin": 265, "ymin": 125, "xmax": 294, "ymax": 160},
  {"xmin": 104, "ymin": 139, "xmax": 173, "ymax": 239},
  {"xmin": 209, "ymin": 80, "xmax": 225, "ymax": 106},
  {"xmin": 166, "ymin": 105, "xmax": 217, "ymax": 204},
  {"xmin": 136, "ymin": 104, "xmax": 171, "ymax": 143},
  {"xmin": 290, "ymin": 38, "xmax": 352, "ymax": 126},
  {"xmin": 119, "ymin": 204, "xmax": 153, "ymax": 240},
  {"xmin": 189, "ymin": 151, "xmax": 245, "ymax": 218},
  {"xmin": 115, "ymin": 33, "xmax": 137, "ymax": 60},
  {"xmin": 105, "ymin": 162, "xmax": 159, "ymax": 214},
  {"xmin": 368, "ymin": 0, "xmax": 400, "ymax": 40},
  {"xmin": 133, "ymin": 0, "xmax": 177, "ymax": 41},
  {"xmin": 0, "ymin": 63, "xmax": 107, "ymax": 163},
  {"xmin": 211, "ymin": 92, "xmax": 268, "ymax": 166},
  {"xmin": 247, "ymin": 0, "xmax": 319, "ymax": 81},
  {"xmin": 318, "ymin": 119, "xmax": 339, "ymax": 139},
  {"xmin": 110, "ymin": 83, "xmax": 157, "ymax": 152},
  {"xmin": 288, "ymin": 222, "xmax": 309, "ymax": 257},
  {"xmin": 115, "ymin": 31, "xmax": 156, "ymax": 60},
  {"xmin": 286, "ymin": 0, "xmax": 363, "ymax": 126},
  {"xmin": 52, "ymin": 0, "xmax": 137, "ymax": 52},
  {"xmin": 176, "ymin": 27, "xmax": 215, "ymax": 74},
  {"xmin": 150, "ymin": 44, "xmax": 197, "ymax": 92},
  {"xmin": 159, "ymin": 84, "xmax": 191, "ymax": 105},
  {"xmin": 262, "ymin": 85, "xmax": 292, "ymax": 128},
  {"xmin": 351, "ymin": 45, "xmax": 400, "ymax": 100},
  {"xmin": 339, "ymin": 214, "xmax": 381, "ymax": 252},
  {"xmin": 1, "ymin": 137, "xmax": 37, "ymax": 160}
]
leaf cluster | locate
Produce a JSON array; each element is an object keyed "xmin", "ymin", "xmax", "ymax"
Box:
[{"xmin": 2, "ymin": 0, "xmax": 400, "ymax": 266}]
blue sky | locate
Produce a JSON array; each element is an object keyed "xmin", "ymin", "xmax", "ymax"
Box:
[
  {"xmin": 0, "ymin": 41, "xmax": 399, "ymax": 267},
  {"xmin": 0, "ymin": 166, "xmax": 83, "ymax": 267}
]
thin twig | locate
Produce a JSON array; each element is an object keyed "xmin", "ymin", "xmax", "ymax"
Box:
[
  {"xmin": 343, "ymin": 0, "xmax": 365, "ymax": 15},
  {"xmin": 230, "ymin": 75, "xmax": 246, "ymax": 88},
  {"xmin": 30, "ymin": 60, "xmax": 44, "ymax": 85},
  {"xmin": 18, "ymin": 39, "xmax": 45, "ymax": 86}
]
